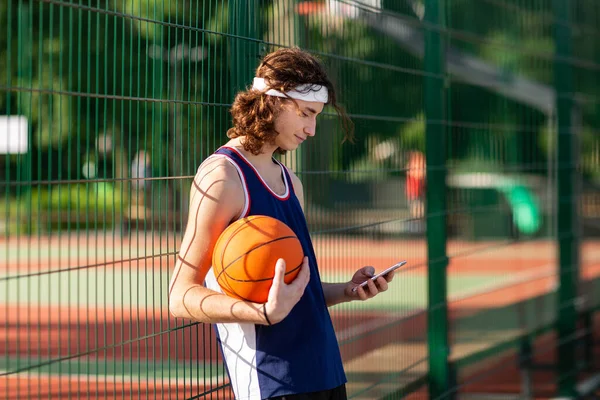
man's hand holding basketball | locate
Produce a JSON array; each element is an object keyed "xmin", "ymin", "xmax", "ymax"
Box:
[{"xmin": 263, "ymin": 256, "xmax": 310, "ymax": 325}]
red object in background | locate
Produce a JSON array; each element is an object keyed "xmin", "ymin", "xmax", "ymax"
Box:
[
  {"xmin": 406, "ymin": 175, "xmax": 425, "ymax": 200},
  {"xmin": 296, "ymin": 1, "xmax": 326, "ymax": 15},
  {"xmin": 405, "ymin": 151, "xmax": 426, "ymax": 199}
]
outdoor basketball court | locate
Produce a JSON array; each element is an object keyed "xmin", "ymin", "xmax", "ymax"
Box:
[{"xmin": 3, "ymin": 234, "xmax": 600, "ymax": 399}]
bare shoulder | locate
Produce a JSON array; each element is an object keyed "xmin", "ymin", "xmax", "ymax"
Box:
[
  {"xmin": 196, "ymin": 155, "xmax": 242, "ymax": 190},
  {"xmin": 192, "ymin": 155, "xmax": 245, "ymax": 217},
  {"xmin": 197, "ymin": 154, "xmax": 237, "ymax": 177},
  {"xmin": 290, "ymin": 168, "xmax": 304, "ymax": 187}
]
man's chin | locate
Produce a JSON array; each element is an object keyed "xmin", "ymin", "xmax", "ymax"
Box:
[{"xmin": 281, "ymin": 143, "xmax": 300, "ymax": 152}]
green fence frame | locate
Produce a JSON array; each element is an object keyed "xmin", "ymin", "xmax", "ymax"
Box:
[
  {"xmin": 422, "ymin": 0, "xmax": 597, "ymax": 398},
  {"xmin": 424, "ymin": 1, "xmax": 450, "ymax": 398},
  {"xmin": 2, "ymin": 1, "xmax": 600, "ymax": 399}
]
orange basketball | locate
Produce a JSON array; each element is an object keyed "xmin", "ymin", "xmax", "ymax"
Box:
[{"xmin": 212, "ymin": 215, "xmax": 304, "ymax": 303}]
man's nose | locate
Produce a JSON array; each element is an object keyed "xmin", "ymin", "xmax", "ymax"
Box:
[{"xmin": 304, "ymin": 121, "xmax": 316, "ymax": 136}]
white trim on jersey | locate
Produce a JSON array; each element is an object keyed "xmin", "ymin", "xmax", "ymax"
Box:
[
  {"xmin": 226, "ymin": 146, "xmax": 290, "ymax": 200},
  {"xmin": 201, "ymin": 154, "xmax": 250, "ymax": 219},
  {"xmin": 204, "ymin": 268, "xmax": 262, "ymax": 400}
]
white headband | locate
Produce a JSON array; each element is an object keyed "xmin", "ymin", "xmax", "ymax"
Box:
[{"xmin": 252, "ymin": 77, "xmax": 329, "ymax": 103}]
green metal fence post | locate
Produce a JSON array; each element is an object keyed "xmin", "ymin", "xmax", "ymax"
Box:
[
  {"xmin": 229, "ymin": 0, "xmax": 261, "ymax": 100},
  {"xmin": 150, "ymin": 17, "xmax": 164, "ymax": 218},
  {"xmin": 16, "ymin": 1, "xmax": 33, "ymax": 201},
  {"xmin": 424, "ymin": 0, "xmax": 450, "ymax": 398},
  {"xmin": 553, "ymin": 0, "xmax": 580, "ymax": 397},
  {"xmin": 294, "ymin": 0, "xmax": 307, "ymax": 176}
]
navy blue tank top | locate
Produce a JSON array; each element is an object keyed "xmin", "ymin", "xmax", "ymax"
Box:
[{"xmin": 203, "ymin": 146, "xmax": 346, "ymax": 400}]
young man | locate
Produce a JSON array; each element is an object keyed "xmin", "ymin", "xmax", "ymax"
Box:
[{"xmin": 168, "ymin": 47, "xmax": 396, "ymax": 400}]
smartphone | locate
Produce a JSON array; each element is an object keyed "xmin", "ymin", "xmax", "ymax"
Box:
[{"xmin": 352, "ymin": 261, "xmax": 407, "ymax": 293}]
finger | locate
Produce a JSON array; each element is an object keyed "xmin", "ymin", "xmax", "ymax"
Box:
[
  {"xmin": 385, "ymin": 270, "xmax": 395, "ymax": 282},
  {"xmin": 267, "ymin": 259, "xmax": 287, "ymax": 302},
  {"xmin": 375, "ymin": 276, "xmax": 388, "ymax": 292},
  {"xmin": 365, "ymin": 278, "xmax": 378, "ymax": 296},
  {"xmin": 356, "ymin": 284, "xmax": 368, "ymax": 300},
  {"xmin": 352, "ymin": 266, "xmax": 375, "ymax": 284},
  {"xmin": 291, "ymin": 257, "xmax": 310, "ymax": 289},
  {"xmin": 301, "ymin": 257, "xmax": 310, "ymax": 286},
  {"xmin": 272, "ymin": 258, "xmax": 287, "ymax": 287}
]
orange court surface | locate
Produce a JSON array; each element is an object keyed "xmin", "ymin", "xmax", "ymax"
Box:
[{"xmin": 2, "ymin": 234, "xmax": 600, "ymax": 399}]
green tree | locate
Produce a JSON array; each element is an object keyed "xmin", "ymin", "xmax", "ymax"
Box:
[{"xmin": 1, "ymin": 1, "xmax": 232, "ymax": 209}]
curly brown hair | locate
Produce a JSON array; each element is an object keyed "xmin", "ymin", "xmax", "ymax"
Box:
[{"xmin": 227, "ymin": 47, "xmax": 354, "ymax": 155}]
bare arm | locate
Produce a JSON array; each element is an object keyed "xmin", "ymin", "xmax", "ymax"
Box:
[
  {"xmin": 286, "ymin": 168, "xmax": 392, "ymax": 307},
  {"xmin": 168, "ymin": 157, "xmax": 310, "ymax": 325},
  {"xmin": 168, "ymin": 157, "xmax": 266, "ymax": 324}
]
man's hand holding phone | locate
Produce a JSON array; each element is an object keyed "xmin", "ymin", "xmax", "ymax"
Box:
[{"xmin": 346, "ymin": 261, "xmax": 407, "ymax": 301}]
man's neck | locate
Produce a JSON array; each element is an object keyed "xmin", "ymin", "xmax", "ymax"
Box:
[{"xmin": 227, "ymin": 138, "xmax": 277, "ymax": 168}]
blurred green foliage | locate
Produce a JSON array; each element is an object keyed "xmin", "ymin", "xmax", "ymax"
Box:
[
  {"xmin": 1, "ymin": 0, "xmax": 599, "ymax": 195},
  {"xmin": 1, "ymin": 183, "xmax": 126, "ymax": 234}
]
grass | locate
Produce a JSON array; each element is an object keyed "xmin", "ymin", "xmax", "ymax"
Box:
[
  {"xmin": 2, "ymin": 268, "xmax": 506, "ymax": 311},
  {"xmin": 0, "ymin": 356, "xmax": 225, "ymax": 380}
]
